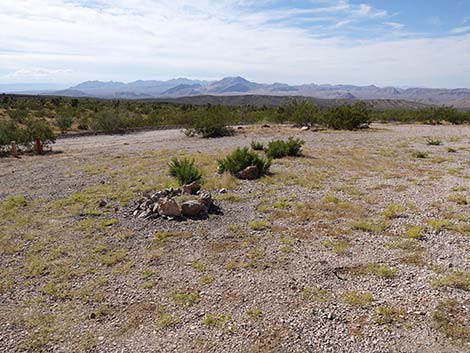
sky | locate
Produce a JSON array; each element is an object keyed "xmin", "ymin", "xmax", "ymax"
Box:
[{"xmin": 0, "ymin": 0, "xmax": 469, "ymax": 88}]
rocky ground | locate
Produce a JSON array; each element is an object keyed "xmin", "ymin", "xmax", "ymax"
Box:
[{"xmin": 0, "ymin": 123, "xmax": 469, "ymax": 353}]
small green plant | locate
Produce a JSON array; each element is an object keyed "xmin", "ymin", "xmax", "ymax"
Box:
[
  {"xmin": 321, "ymin": 239, "xmax": 351, "ymax": 254},
  {"xmin": 412, "ymin": 150, "xmax": 429, "ymax": 159},
  {"xmin": 373, "ymin": 306, "xmax": 406, "ymax": 325},
  {"xmin": 339, "ymin": 291, "xmax": 373, "ymax": 307},
  {"xmin": 367, "ymin": 264, "xmax": 397, "ymax": 278},
  {"xmin": 406, "ymin": 226, "xmax": 424, "ymax": 240},
  {"xmin": 169, "ymin": 290, "xmax": 201, "ymax": 306},
  {"xmin": 265, "ymin": 137, "xmax": 304, "ymax": 159},
  {"xmin": 191, "ymin": 261, "xmax": 206, "ymax": 272},
  {"xmin": 217, "ymin": 147, "xmax": 271, "ymax": 177},
  {"xmin": 447, "ymin": 147, "xmax": 457, "ymax": 153},
  {"xmin": 302, "ymin": 286, "xmax": 330, "ymax": 303},
  {"xmin": 156, "ymin": 313, "xmax": 180, "ymax": 329},
  {"xmin": 248, "ymin": 219, "xmax": 271, "ymax": 231},
  {"xmin": 168, "ymin": 157, "xmax": 202, "ymax": 186},
  {"xmin": 250, "ymin": 141, "xmax": 264, "ymax": 151},
  {"xmin": 203, "ymin": 313, "xmax": 232, "ymax": 329},
  {"xmin": 383, "ymin": 203, "xmax": 405, "ymax": 219},
  {"xmin": 447, "ymin": 194, "xmax": 468, "ymax": 205},
  {"xmin": 246, "ymin": 308, "xmax": 263, "ymax": 320},
  {"xmin": 426, "ymin": 138, "xmax": 442, "ymax": 146},
  {"xmin": 432, "ymin": 271, "xmax": 470, "ymax": 291}
]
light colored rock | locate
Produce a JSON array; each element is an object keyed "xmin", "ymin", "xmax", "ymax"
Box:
[
  {"xmin": 157, "ymin": 198, "xmax": 181, "ymax": 217},
  {"xmin": 199, "ymin": 192, "xmax": 213, "ymax": 209},
  {"xmin": 237, "ymin": 166, "xmax": 259, "ymax": 180},
  {"xmin": 181, "ymin": 200, "xmax": 204, "ymax": 217}
]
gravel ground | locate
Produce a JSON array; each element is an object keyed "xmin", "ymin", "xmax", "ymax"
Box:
[{"xmin": 0, "ymin": 123, "xmax": 469, "ymax": 353}]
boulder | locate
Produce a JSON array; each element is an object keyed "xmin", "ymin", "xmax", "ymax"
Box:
[
  {"xmin": 199, "ymin": 192, "xmax": 213, "ymax": 210},
  {"xmin": 183, "ymin": 182, "xmax": 201, "ymax": 195},
  {"xmin": 237, "ymin": 166, "xmax": 259, "ymax": 180},
  {"xmin": 157, "ymin": 198, "xmax": 181, "ymax": 217},
  {"xmin": 181, "ymin": 200, "xmax": 204, "ymax": 217}
]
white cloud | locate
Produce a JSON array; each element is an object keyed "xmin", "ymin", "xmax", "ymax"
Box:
[
  {"xmin": 451, "ymin": 26, "xmax": 470, "ymax": 34},
  {"xmin": 7, "ymin": 68, "xmax": 73, "ymax": 79},
  {"xmin": 0, "ymin": 0, "xmax": 469, "ymax": 87}
]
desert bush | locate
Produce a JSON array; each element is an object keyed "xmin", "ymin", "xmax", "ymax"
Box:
[
  {"xmin": 265, "ymin": 137, "xmax": 304, "ymax": 159},
  {"xmin": 56, "ymin": 115, "xmax": 73, "ymax": 133},
  {"xmin": 217, "ymin": 147, "xmax": 271, "ymax": 177},
  {"xmin": 322, "ymin": 102, "xmax": 370, "ymax": 130},
  {"xmin": 282, "ymin": 99, "xmax": 320, "ymax": 126},
  {"xmin": 90, "ymin": 109, "xmax": 128, "ymax": 132},
  {"xmin": 168, "ymin": 157, "xmax": 202, "ymax": 185},
  {"xmin": 185, "ymin": 105, "xmax": 234, "ymax": 138},
  {"xmin": 251, "ymin": 141, "xmax": 264, "ymax": 151},
  {"xmin": 0, "ymin": 118, "xmax": 55, "ymax": 154}
]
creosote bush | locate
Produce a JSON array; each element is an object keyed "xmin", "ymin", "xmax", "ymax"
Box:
[
  {"xmin": 184, "ymin": 105, "xmax": 234, "ymax": 138},
  {"xmin": 322, "ymin": 101, "xmax": 371, "ymax": 130},
  {"xmin": 168, "ymin": 157, "xmax": 202, "ymax": 185},
  {"xmin": 217, "ymin": 147, "xmax": 271, "ymax": 177},
  {"xmin": 265, "ymin": 137, "xmax": 305, "ymax": 159}
]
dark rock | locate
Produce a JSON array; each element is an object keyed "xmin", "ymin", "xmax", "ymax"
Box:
[
  {"xmin": 98, "ymin": 199, "xmax": 107, "ymax": 208},
  {"xmin": 183, "ymin": 182, "xmax": 201, "ymax": 195},
  {"xmin": 237, "ymin": 166, "xmax": 259, "ymax": 180}
]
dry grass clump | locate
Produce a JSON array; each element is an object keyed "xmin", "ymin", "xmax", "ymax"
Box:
[
  {"xmin": 339, "ymin": 291, "xmax": 373, "ymax": 307},
  {"xmin": 302, "ymin": 287, "xmax": 330, "ymax": 303},
  {"xmin": 373, "ymin": 306, "xmax": 407, "ymax": 325},
  {"xmin": 432, "ymin": 271, "xmax": 470, "ymax": 291},
  {"xmin": 367, "ymin": 264, "xmax": 397, "ymax": 278},
  {"xmin": 433, "ymin": 300, "xmax": 470, "ymax": 342}
]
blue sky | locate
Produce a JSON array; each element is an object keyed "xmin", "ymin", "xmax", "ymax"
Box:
[{"xmin": 0, "ymin": 0, "xmax": 469, "ymax": 88}]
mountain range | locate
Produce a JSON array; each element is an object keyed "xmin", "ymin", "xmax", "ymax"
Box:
[{"xmin": 4, "ymin": 77, "xmax": 470, "ymax": 109}]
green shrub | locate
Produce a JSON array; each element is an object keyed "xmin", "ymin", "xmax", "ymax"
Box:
[
  {"xmin": 250, "ymin": 141, "xmax": 264, "ymax": 151},
  {"xmin": 322, "ymin": 102, "xmax": 370, "ymax": 130},
  {"xmin": 90, "ymin": 109, "xmax": 128, "ymax": 131},
  {"xmin": 282, "ymin": 99, "xmax": 320, "ymax": 126},
  {"xmin": 185, "ymin": 106, "xmax": 234, "ymax": 138},
  {"xmin": 265, "ymin": 137, "xmax": 304, "ymax": 159},
  {"xmin": 168, "ymin": 157, "xmax": 202, "ymax": 185},
  {"xmin": 217, "ymin": 147, "xmax": 271, "ymax": 177},
  {"xmin": 56, "ymin": 115, "xmax": 73, "ymax": 133}
]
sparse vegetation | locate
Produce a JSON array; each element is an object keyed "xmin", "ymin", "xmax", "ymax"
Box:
[
  {"xmin": 406, "ymin": 226, "xmax": 424, "ymax": 240},
  {"xmin": 265, "ymin": 137, "xmax": 305, "ymax": 159},
  {"xmin": 217, "ymin": 147, "xmax": 271, "ymax": 177},
  {"xmin": 433, "ymin": 300, "xmax": 470, "ymax": 342},
  {"xmin": 432, "ymin": 271, "xmax": 470, "ymax": 291},
  {"xmin": 168, "ymin": 157, "xmax": 202, "ymax": 185},
  {"xmin": 339, "ymin": 291, "xmax": 373, "ymax": 307},
  {"xmin": 248, "ymin": 219, "xmax": 271, "ymax": 231},
  {"xmin": 367, "ymin": 264, "xmax": 397, "ymax": 278},
  {"xmin": 251, "ymin": 140, "xmax": 264, "ymax": 151},
  {"xmin": 373, "ymin": 306, "xmax": 406, "ymax": 325}
]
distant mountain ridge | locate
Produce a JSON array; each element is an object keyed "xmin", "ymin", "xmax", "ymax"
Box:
[{"xmin": 5, "ymin": 76, "xmax": 470, "ymax": 108}]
